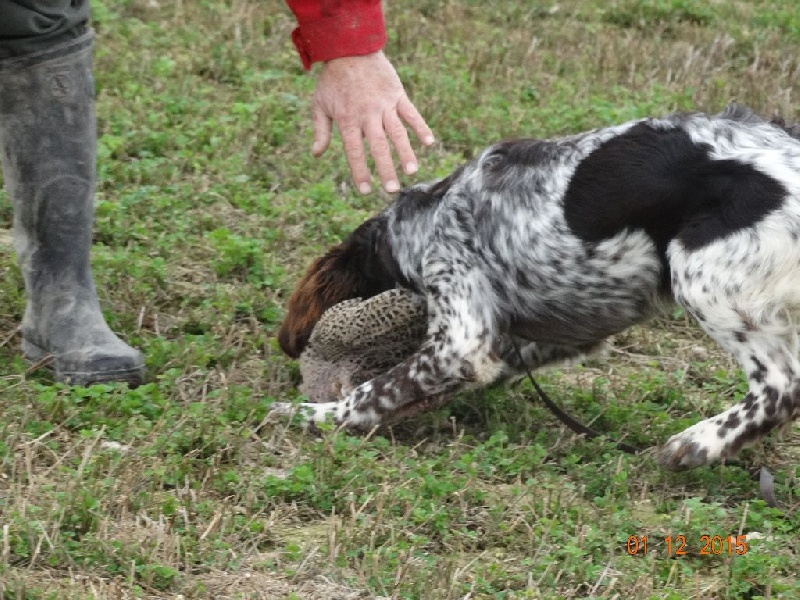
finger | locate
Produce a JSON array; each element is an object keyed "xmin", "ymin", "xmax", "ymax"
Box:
[
  {"xmin": 397, "ymin": 96, "xmax": 435, "ymax": 146},
  {"xmin": 311, "ymin": 104, "xmax": 332, "ymax": 157},
  {"xmin": 383, "ymin": 109, "xmax": 418, "ymax": 176},
  {"xmin": 363, "ymin": 118, "xmax": 400, "ymax": 193},
  {"xmin": 339, "ymin": 123, "xmax": 372, "ymax": 194}
]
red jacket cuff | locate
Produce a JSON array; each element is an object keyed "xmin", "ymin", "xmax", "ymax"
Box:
[{"xmin": 289, "ymin": 2, "xmax": 387, "ymax": 70}]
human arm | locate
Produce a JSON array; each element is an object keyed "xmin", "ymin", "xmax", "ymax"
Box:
[{"xmin": 285, "ymin": 0, "xmax": 435, "ymax": 193}]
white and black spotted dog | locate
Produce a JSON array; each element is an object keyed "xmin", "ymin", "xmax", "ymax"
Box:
[{"xmin": 275, "ymin": 104, "xmax": 800, "ymax": 471}]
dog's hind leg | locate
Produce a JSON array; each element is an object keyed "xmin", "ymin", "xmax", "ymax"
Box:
[
  {"xmin": 494, "ymin": 337, "xmax": 606, "ymax": 383},
  {"xmin": 507, "ymin": 338, "xmax": 605, "ymax": 368},
  {"xmin": 659, "ymin": 243, "xmax": 800, "ymax": 470}
]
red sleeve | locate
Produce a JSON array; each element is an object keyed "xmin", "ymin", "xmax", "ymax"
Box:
[{"xmin": 285, "ymin": 0, "xmax": 387, "ymax": 70}]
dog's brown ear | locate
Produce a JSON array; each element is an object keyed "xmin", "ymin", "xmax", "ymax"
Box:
[
  {"xmin": 278, "ymin": 245, "xmax": 364, "ymax": 358},
  {"xmin": 278, "ymin": 215, "xmax": 399, "ymax": 358}
]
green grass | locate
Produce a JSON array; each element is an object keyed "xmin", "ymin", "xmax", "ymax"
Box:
[{"xmin": 1, "ymin": 0, "xmax": 799, "ymax": 598}]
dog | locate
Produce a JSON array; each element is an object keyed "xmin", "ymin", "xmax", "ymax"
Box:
[{"xmin": 274, "ymin": 104, "xmax": 800, "ymax": 471}]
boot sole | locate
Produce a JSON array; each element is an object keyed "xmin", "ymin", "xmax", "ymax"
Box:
[{"xmin": 22, "ymin": 340, "xmax": 146, "ymax": 388}]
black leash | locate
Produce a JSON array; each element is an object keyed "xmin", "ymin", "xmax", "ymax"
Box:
[{"xmin": 512, "ymin": 340, "xmax": 641, "ymax": 455}]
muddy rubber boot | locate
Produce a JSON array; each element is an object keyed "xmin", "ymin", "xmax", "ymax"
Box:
[{"xmin": 0, "ymin": 31, "xmax": 145, "ymax": 386}]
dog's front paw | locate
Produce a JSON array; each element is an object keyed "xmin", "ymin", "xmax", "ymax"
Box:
[
  {"xmin": 268, "ymin": 401, "xmax": 339, "ymax": 427},
  {"xmin": 658, "ymin": 420, "xmax": 726, "ymax": 471}
]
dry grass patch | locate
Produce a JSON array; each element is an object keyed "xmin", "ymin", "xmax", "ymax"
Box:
[{"xmin": 1, "ymin": 1, "xmax": 799, "ymax": 598}]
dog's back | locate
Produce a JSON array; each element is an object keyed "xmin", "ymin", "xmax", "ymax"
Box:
[{"xmin": 383, "ymin": 106, "xmax": 800, "ymax": 345}]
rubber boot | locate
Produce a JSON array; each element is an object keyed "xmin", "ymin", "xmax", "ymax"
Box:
[{"xmin": 0, "ymin": 31, "xmax": 145, "ymax": 386}]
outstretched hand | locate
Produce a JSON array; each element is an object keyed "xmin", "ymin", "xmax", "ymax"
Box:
[{"xmin": 311, "ymin": 51, "xmax": 435, "ymax": 194}]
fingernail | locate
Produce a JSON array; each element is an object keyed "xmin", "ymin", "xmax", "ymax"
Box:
[
  {"xmin": 358, "ymin": 182, "xmax": 371, "ymax": 194},
  {"xmin": 405, "ymin": 161, "xmax": 418, "ymax": 174},
  {"xmin": 385, "ymin": 180, "xmax": 400, "ymax": 193},
  {"xmin": 423, "ymin": 134, "xmax": 435, "ymax": 145},
  {"xmin": 311, "ymin": 142, "xmax": 321, "ymax": 155}
]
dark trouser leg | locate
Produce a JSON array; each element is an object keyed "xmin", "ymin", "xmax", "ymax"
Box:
[
  {"xmin": 0, "ymin": 11, "xmax": 145, "ymax": 386},
  {"xmin": 0, "ymin": 1, "xmax": 91, "ymax": 58}
]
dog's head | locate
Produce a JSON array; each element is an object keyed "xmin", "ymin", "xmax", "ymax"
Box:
[{"xmin": 278, "ymin": 214, "xmax": 400, "ymax": 358}]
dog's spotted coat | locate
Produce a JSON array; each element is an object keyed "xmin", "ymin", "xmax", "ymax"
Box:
[{"xmin": 275, "ymin": 105, "xmax": 800, "ymax": 470}]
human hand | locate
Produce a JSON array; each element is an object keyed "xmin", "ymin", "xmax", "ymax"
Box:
[{"xmin": 311, "ymin": 51, "xmax": 434, "ymax": 194}]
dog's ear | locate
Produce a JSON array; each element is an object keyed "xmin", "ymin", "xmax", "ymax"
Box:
[
  {"xmin": 278, "ymin": 245, "xmax": 365, "ymax": 358},
  {"xmin": 278, "ymin": 216, "xmax": 396, "ymax": 358}
]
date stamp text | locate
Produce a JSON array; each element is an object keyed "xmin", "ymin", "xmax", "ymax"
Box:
[{"xmin": 626, "ymin": 535, "xmax": 748, "ymax": 556}]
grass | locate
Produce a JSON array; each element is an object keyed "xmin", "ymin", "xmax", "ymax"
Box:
[{"xmin": 1, "ymin": 0, "xmax": 799, "ymax": 598}]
